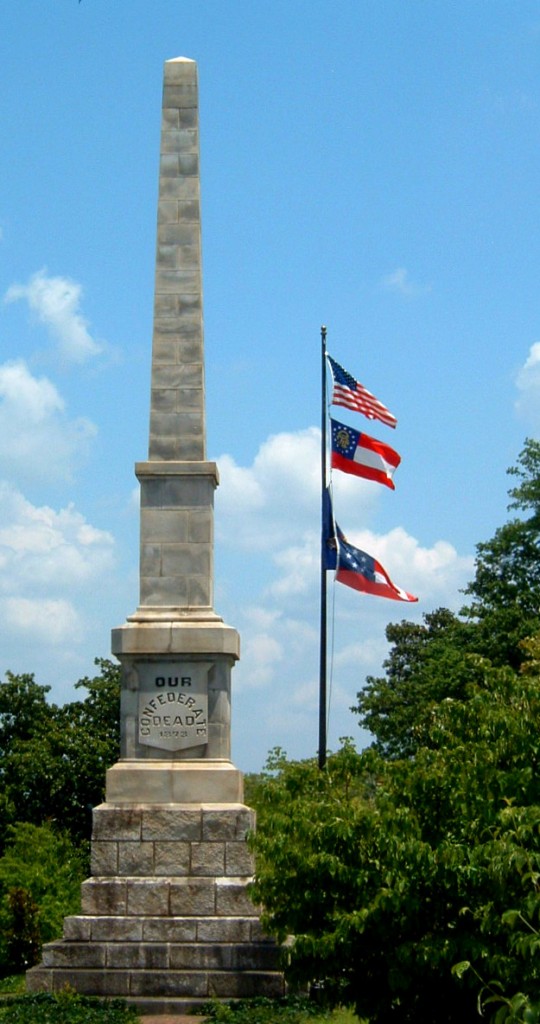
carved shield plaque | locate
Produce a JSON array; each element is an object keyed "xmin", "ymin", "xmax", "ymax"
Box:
[{"xmin": 137, "ymin": 662, "xmax": 210, "ymax": 752}]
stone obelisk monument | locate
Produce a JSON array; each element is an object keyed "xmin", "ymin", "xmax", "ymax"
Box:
[{"xmin": 26, "ymin": 58, "xmax": 284, "ymax": 1014}]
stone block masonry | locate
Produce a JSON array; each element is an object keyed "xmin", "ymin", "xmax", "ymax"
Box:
[{"xmin": 27, "ymin": 804, "xmax": 286, "ymax": 1013}]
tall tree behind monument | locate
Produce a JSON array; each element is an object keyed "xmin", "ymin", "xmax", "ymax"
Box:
[{"xmin": 26, "ymin": 58, "xmax": 285, "ymax": 1012}]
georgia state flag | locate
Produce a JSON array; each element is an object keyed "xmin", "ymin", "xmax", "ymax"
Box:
[{"xmin": 331, "ymin": 418, "xmax": 400, "ymax": 489}]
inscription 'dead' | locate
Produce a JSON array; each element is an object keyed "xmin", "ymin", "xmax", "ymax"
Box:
[{"xmin": 137, "ymin": 662, "xmax": 210, "ymax": 752}]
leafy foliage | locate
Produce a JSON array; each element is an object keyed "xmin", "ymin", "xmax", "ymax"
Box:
[
  {"xmin": 462, "ymin": 438, "xmax": 540, "ymax": 669},
  {"xmin": 0, "ymin": 659, "xmax": 120, "ymax": 974},
  {"xmin": 0, "ymin": 991, "xmax": 139, "ymax": 1023},
  {"xmin": 0, "ymin": 822, "xmax": 87, "ymax": 973},
  {"xmin": 0, "ymin": 992, "xmax": 349, "ymax": 1024},
  {"xmin": 353, "ymin": 438, "xmax": 540, "ymax": 761},
  {"xmin": 0, "ymin": 658, "xmax": 120, "ymax": 851},
  {"xmin": 249, "ymin": 444, "xmax": 540, "ymax": 1021},
  {"xmin": 3, "ymin": 888, "xmax": 41, "ymax": 974},
  {"xmin": 202, "ymin": 995, "xmax": 342, "ymax": 1024},
  {"xmin": 351, "ymin": 608, "xmax": 475, "ymax": 759},
  {"xmin": 0, "ymin": 973, "xmax": 26, "ymax": 995},
  {"xmin": 251, "ymin": 656, "xmax": 540, "ymax": 1020}
]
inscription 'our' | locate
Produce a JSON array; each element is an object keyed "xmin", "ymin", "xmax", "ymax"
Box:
[{"xmin": 155, "ymin": 676, "xmax": 192, "ymax": 688}]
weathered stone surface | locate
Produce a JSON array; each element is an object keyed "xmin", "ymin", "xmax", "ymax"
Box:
[
  {"xmin": 81, "ymin": 879, "xmax": 127, "ymax": 916},
  {"xmin": 42, "ymin": 943, "xmax": 105, "ymax": 969},
  {"xmin": 169, "ymin": 878, "xmax": 216, "ymax": 916},
  {"xmin": 118, "ymin": 841, "xmax": 156, "ymax": 876},
  {"xmin": 154, "ymin": 841, "xmax": 191, "ymax": 875},
  {"xmin": 27, "ymin": 967, "xmax": 131, "ymax": 996},
  {"xmin": 62, "ymin": 917, "xmax": 91, "ymax": 941},
  {"xmin": 91, "ymin": 917, "xmax": 144, "ymax": 942},
  {"xmin": 197, "ymin": 917, "xmax": 252, "ymax": 943},
  {"xmin": 104, "ymin": 763, "xmax": 244, "ymax": 803},
  {"xmin": 93, "ymin": 806, "xmax": 142, "ymax": 841},
  {"xmin": 190, "ymin": 841, "xmax": 225, "ymax": 876},
  {"xmin": 91, "ymin": 841, "xmax": 119, "ymax": 876},
  {"xmin": 225, "ymin": 841, "xmax": 255, "ymax": 876},
  {"xmin": 202, "ymin": 806, "xmax": 254, "ymax": 840},
  {"xmin": 142, "ymin": 917, "xmax": 197, "ymax": 942},
  {"xmin": 126, "ymin": 879, "xmax": 171, "ymax": 917},
  {"xmin": 142, "ymin": 807, "xmax": 202, "ymax": 840},
  {"xmin": 170, "ymin": 945, "xmax": 231, "ymax": 971},
  {"xmin": 129, "ymin": 970, "xmax": 208, "ymax": 997},
  {"xmin": 105, "ymin": 943, "xmax": 169, "ymax": 970},
  {"xmin": 216, "ymin": 879, "xmax": 259, "ymax": 917},
  {"xmin": 208, "ymin": 972, "xmax": 286, "ymax": 998}
]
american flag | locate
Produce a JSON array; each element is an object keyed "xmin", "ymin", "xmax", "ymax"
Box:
[{"xmin": 327, "ymin": 355, "xmax": 397, "ymax": 429}]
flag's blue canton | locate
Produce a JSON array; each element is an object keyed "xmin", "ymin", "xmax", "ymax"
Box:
[
  {"xmin": 339, "ymin": 539, "xmax": 376, "ymax": 582},
  {"xmin": 328, "ymin": 356, "xmax": 356, "ymax": 389},
  {"xmin": 332, "ymin": 421, "xmax": 359, "ymax": 458}
]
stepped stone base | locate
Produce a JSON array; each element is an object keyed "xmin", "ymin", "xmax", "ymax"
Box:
[{"xmin": 26, "ymin": 803, "xmax": 286, "ymax": 1011}]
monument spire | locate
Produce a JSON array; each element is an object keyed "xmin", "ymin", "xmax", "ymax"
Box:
[
  {"xmin": 134, "ymin": 56, "xmax": 218, "ymax": 620},
  {"xmin": 149, "ymin": 57, "xmax": 205, "ymax": 464}
]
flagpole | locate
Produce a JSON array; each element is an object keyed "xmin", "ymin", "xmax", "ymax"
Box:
[{"xmin": 318, "ymin": 324, "xmax": 328, "ymax": 770}]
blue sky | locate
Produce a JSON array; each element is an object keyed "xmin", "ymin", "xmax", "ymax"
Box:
[{"xmin": 1, "ymin": 1, "xmax": 540, "ymax": 770}]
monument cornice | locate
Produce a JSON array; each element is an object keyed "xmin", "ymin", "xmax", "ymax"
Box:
[
  {"xmin": 112, "ymin": 618, "xmax": 240, "ymax": 660},
  {"xmin": 135, "ymin": 460, "xmax": 219, "ymax": 485}
]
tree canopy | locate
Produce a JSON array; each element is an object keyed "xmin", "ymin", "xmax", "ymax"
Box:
[
  {"xmin": 0, "ymin": 658, "xmax": 120, "ymax": 974},
  {"xmin": 0, "ymin": 658, "xmax": 120, "ymax": 853},
  {"xmin": 352, "ymin": 437, "xmax": 540, "ymax": 759},
  {"xmin": 251, "ymin": 654, "xmax": 540, "ymax": 1021},
  {"xmin": 250, "ymin": 439, "xmax": 540, "ymax": 1022}
]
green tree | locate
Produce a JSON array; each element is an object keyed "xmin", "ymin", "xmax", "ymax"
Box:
[
  {"xmin": 3, "ymin": 888, "xmax": 41, "ymax": 973},
  {"xmin": 353, "ymin": 440, "xmax": 540, "ymax": 759},
  {"xmin": 251, "ymin": 655, "xmax": 540, "ymax": 1021},
  {"xmin": 0, "ymin": 822, "xmax": 87, "ymax": 973},
  {"xmin": 351, "ymin": 608, "xmax": 475, "ymax": 759},
  {"xmin": 250, "ymin": 441, "xmax": 540, "ymax": 1021},
  {"xmin": 461, "ymin": 438, "xmax": 540, "ymax": 670},
  {"xmin": 0, "ymin": 658, "xmax": 120, "ymax": 850}
]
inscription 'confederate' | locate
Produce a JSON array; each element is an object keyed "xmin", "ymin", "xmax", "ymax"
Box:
[
  {"xmin": 136, "ymin": 659, "xmax": 211, "ymax": 752},
  {"xmin": 139, "ymin": 689, "xmax": 208, "ymax": 751}
]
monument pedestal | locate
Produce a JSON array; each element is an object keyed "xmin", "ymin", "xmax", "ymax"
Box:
[
  {"xmin": 27, "ymin": 626, "xmax": 286, "ymax": 1010},
  {"xmin": 27, "ymin": 796, "xmax": 285, "ymax": 1013},
  {"xmin": 27, "ymin": 622, "xmax": 286, "ymax": 1009}
]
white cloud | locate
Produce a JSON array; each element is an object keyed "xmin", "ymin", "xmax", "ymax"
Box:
[
  {"xmin": 5, "ymin": 269, "xmax": 103, "ymax": 363},
  {"xmin": 0, "ymin": 358, "xmax": 63, "ymax": 418},
  {"xmin": 0, "ymin": 481, "xmax": 115, "ymax": 596},
  {"xmin": 515, "ymin": 342, "xmax": 540, "ymax": 429},
  {"xmin": 241, "ymin": 629, "xmax": 284, "ymax": 688},
  {"xmin": 2, "ymin": 597, "xmax": 82, "ymax": 645},
  {"xmin": 269, "ymin": 535, "xmax": 318, "ymax": 597},
  {"xmin": 216, "ymin": 428, "xmax": 474, "ymax": 764},
  {"xmin": 0, "ymin": 481, "xmax": 115, "ymax": 659},
  {"xmin": 216, "ymin": 427, "xmax": 379, "ymax": 551},
  {"xmin": 0, "ymin": 360, "xmax": 96, "ymax": 483},
  {"xmin": 381, "ymin": 266, "xmax": 429, "ymax": 297}
]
